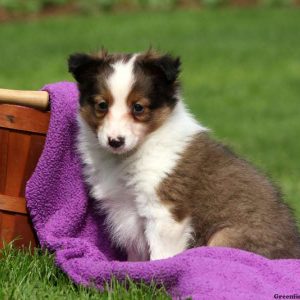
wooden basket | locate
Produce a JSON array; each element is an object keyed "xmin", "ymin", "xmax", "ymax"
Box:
[{"xmin": 0, "ymin": 89, "xmax": 50, "ymax": 249}]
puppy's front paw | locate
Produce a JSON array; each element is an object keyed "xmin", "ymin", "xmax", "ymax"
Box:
[{"xmin": 127, "ymin": 247, "xmax": 149, "ymax": 262}]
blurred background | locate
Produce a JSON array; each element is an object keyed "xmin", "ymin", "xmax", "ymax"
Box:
[{"xmin": 0, "ymin": 1, "xmax": 299, "ymax": 221}]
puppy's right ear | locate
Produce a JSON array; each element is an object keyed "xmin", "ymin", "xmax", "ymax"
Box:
[{"xmin": 68, "ymin": 53, "xmax": 102, "ymax": 83}]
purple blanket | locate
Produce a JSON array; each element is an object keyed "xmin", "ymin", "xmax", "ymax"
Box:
[{"xmin": 26, "ymin": 82, "xmax": 300, "ymax": 299}]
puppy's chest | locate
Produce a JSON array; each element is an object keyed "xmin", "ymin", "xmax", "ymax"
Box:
[
  {"xmin": 87, "ymin": 148, "xmax": 179, "ymax": 217},
  {"xmin": 97, "ymin": 157, "xmax": 162, "ymax": 211}
]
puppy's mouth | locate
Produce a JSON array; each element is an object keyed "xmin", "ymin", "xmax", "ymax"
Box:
[{"xmin": 107, "ymin": 145, "xmax": 127, "ymax": 154}]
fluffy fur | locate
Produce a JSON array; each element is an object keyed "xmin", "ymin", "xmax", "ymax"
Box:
[{"xmin": 69, "ymin": 49, "xmax": 300, "ymax": 260}]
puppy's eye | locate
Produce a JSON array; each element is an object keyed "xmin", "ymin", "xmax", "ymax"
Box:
[
  {"xmin": 97, "ymin": 101, "xmax": 108, "ymax": 112},
  {"xmin": 132, "ymin": 103, "xmax": 144, "ymax": 115}
]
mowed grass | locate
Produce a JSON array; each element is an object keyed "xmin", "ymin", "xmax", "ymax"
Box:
[
  {"xmin": 0, "ymin": 242, "xmax": 170, "ymax": 300},
  {"xmin": 0, "ymin": 8, "xmax": 300, "ymax": 299}
]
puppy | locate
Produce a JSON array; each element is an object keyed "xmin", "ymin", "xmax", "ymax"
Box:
[{"xmin": 68, "ymin": 49, "xmax": 300, "ymax": 261}]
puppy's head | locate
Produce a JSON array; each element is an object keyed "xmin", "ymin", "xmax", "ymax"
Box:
[{"xmin": 68, "ymin": 49, "xmax": 181, "ymax": 154}]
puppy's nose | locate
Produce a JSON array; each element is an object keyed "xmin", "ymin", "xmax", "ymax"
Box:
[{"xmin": 108, "ymin": 136, "xmax": 125, "ymax": 149}]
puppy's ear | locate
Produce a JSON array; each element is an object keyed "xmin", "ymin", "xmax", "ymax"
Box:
[
  {"xmin": 154, "ymin": 54, "xmax": 181, "ymax": 83},
  {"xmin": 140, "ymin": 54, "xmax": 181, "ymax": 84},
  {"xmin": 68, "ymin": 53, "xmax": 103, "ymax": 83}
]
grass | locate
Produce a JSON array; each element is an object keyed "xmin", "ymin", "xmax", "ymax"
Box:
[
  {"xmin": 0, "ymin": 7, "xmax": 300, "ymax": 298},
  {"xmin": 0, "ymin": 242, "xmax": 170, "ymax": 299}
]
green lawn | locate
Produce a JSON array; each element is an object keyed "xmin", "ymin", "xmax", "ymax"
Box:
[
  {"xmin": 0, "ymin": 243, "xmax": 170, "ymax": 299},
  {"xmin": 0, "ymin": 8, "xmax": 300, "ymax": 299}
]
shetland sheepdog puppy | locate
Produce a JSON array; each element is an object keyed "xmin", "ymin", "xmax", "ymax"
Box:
[{"xmin": 68, "ymin": 49, "xmax": 300, "ymax": 261}]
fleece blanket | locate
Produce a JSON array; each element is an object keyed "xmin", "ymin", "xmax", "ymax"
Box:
[{"xmin": 26, "ymin": 82, "xmax": 300, "ymax": 299}]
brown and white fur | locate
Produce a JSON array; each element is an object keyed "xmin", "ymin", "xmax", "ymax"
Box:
[{"xmin": 68, "ymin": 49, "xmax": 300, "ymax": 260}]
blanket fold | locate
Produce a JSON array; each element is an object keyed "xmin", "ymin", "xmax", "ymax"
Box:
[{"xmin": 26, "ymin": 82, "xmax": 300, "ymax": 299}]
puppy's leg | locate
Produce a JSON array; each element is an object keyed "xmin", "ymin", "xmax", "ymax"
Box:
[
  {"xmin": 207, "ymin": 227, "xmax": 275, "ymax": 257},
  {"xmin": 207, "ymin": 228, "xmax": 234, "ymax": 247},
  {"xmin": 145, "ymin": 211, "xmax": 192, "ymax": 260},
  {"xmin": 206, "ymin": 226, "xmax": 296, "ymax": 259},
  {"xmin": 127, "ymin": 243, "xmax": 149, "ymax": 262},
  {"xmin": 127, "ymin": 248, "xmax": 139, "ymax": 261}
]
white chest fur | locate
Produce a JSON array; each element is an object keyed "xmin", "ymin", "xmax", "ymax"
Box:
[{"xmin": 77, "ymin": 101, "xmax": 205, "ymax": 261}]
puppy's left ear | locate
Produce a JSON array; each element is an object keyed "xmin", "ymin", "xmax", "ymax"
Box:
[
  {"xmin": 140, "ymin": 54, "xmax": 181, "ymax": 84},
  {"xmin": 68, "ymin": 53, "xmax": 103, "ymax": 83},
  {"xmin": 154, "ymin": 54, "xmax": 181, "ymax": 83}
]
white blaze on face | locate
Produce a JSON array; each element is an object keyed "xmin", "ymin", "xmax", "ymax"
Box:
[{"xmin": 97, "ymin": 55, "xmax": 146, "ymax": 154}]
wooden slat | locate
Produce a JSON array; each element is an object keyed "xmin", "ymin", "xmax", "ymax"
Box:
[
  {"xmin": 12, "ymin": 214, "xmax": 38, "ymax": 248},
  {"xmin": 0, "ymin": 212, "xmax": 38, "ymax": 249},
  {"xmin": 0, "ymin": 104, "xmax": 50, "ymax": 134},
  {"xmin": 0, "ymin": 213, "xmax": 16, "ymax": 243},
  {"xmin": 19, "ymin": 134, "xmax": 46, "ymax": 197},
  {"xmin": 0, "ymin": 194, "xmax": 27, "ymax": 214},
  {"xmin": 0, "ymin": 128, "xmax": 9, "ymax": 193},
  {"xmin": 5, "ymin": 131, "xmax": 31, "ymax": 196}
]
